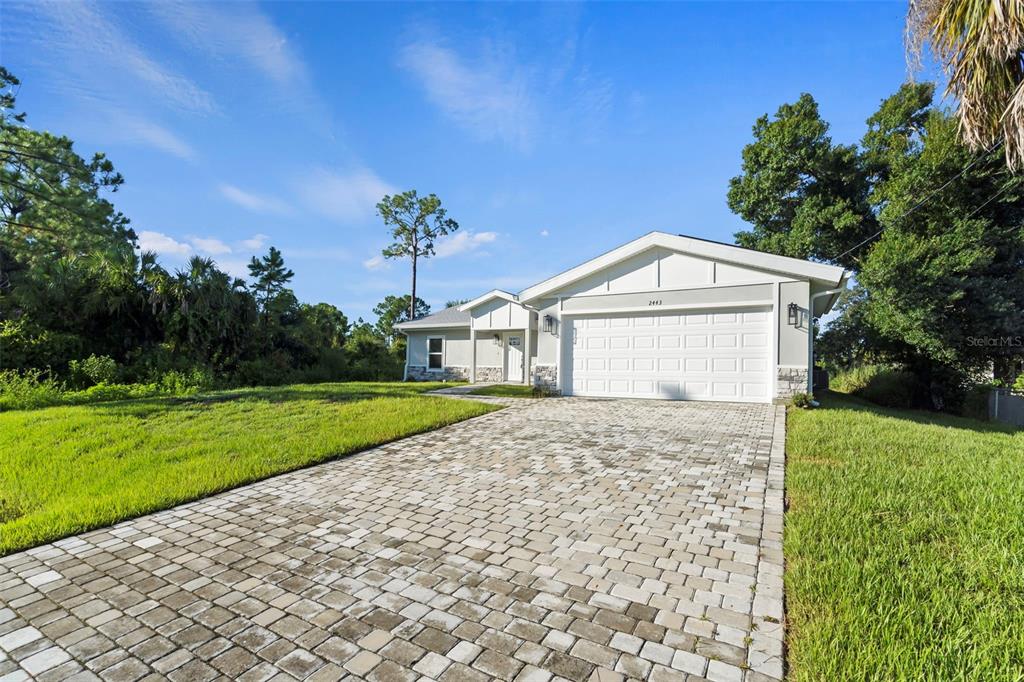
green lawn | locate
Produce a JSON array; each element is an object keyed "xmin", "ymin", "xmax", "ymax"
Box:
[
  {"xmin": 0, "ymin": 382, "xmax": 499, "ymax": 555},
  {"xmin": 785, "ymin": 392, "xmax": 1024, "ymax": 680},
  {"xmin": 467, "ymin": 384, "xmax": 539, "ymax": 398}
]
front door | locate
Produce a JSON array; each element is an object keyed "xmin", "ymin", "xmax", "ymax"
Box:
[{"xmin": 505, "ymin": 333, "xmax": 523, "ymax": 382}]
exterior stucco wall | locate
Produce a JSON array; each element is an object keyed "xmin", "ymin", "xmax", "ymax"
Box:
[
  {"xmin": 405, "ymin": 329, "xmax": 472, "ymax": 369},
  {"xmin": 470, "ymin": 299, "xmax": 532, "ymax": 330},
  {"xmin": 777, "ymin": 280, "xmax": 810, "ymax": 369}
]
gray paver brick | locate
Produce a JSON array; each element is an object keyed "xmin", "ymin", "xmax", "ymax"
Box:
[{"xmin": 0, "ymin": 399, "xmax": 785, "ymax": 681}]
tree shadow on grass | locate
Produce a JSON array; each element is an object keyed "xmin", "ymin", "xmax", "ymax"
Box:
[
  {"xmin": 815, "ymin": 391, "xmax": 1021, "ymax": 436},
  {"xmin": 78, "ymin": 382, "xmax": 462, "ymax": 420}
]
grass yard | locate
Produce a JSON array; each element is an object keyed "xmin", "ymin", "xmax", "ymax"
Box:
[
  {"xmin": 0, "ymin": 382, "xmax": 499, "ymax": 555},
  {"xmin": 785, "ymin": 392, "xmax": 1024, "ymax": 680},
  {"xmin": 467, "ymin": 384, "xmax": 539, "ymax": 398}
]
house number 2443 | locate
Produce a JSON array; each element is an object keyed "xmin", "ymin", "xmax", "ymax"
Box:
[{"xmin": 648, "ymin": 299, "xmax": 662, "ymax": 306}]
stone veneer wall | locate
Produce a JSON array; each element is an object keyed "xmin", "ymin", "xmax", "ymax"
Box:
[
  {"xmin": 532, "ymin": 365, "xmax": 559, "ymax": 394},
  {"xmin": 775, "ymin": 367, "xmax": 809, "ymax": 402},
  {"xmin": 407, "ymin": 365, "xmax": 469, "ymax": 382},
  {"xmin": 474, "ymin": 366, "xmax": 503, "ymax": 383}
]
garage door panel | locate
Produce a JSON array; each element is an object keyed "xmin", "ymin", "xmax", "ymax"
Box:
[
  {"xmin": 712, "ymin": 334, "xmax": 737, "ymax": 348},
  {"xmin": 712, "ymin": 358, "xmax": 737, "ymax": 372},
  {"xmin": 658, "ymin": 335, "xmax": 681, "ymax": 349},
  {"xmin": 742, "ymin": 333, "xmax": 768, "ymax": 348},
  {"xmin": 567, "ymin": 307, "xmax": 771, "ymax": 403},
  {"xmin": 685, "ymin": 335, "xmax": 708, "ymax": 348}
]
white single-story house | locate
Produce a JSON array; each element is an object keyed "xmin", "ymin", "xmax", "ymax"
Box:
[{"xmin": 396, "ymin": 232, "xmax": 847, "ymax": 403}]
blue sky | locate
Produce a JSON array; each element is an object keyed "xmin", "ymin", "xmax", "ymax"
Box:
[{"xmin": 3, "ymin": 1, "xmax": 917, "ymax": 322}]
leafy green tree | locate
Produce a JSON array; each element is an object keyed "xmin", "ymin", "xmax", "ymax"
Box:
[
  {"xmin": 0, "ymin": 68, "xmax": 132, "ymax": 279},
  {"xmin": 733, "ymin": 82, "xmax": 1024, "ymax": 405},
  {"xmin": 344, "ymin": 320, "xmax": 399, "ymax": 381},
  {"xmin": 297, "ymin": 303, "xmax": 349, "ymax": 349},
  {"xmin": 727, "ymin": 93, "xmax": 876, "ymax": 269},
  {"xmin": 377, "ymin": 191, "xmax": 459, "ymax": 321},
  {"xmin": 373, "ymin": 294, "xmax": 429, "ymax": 346},
  {"xmin": 857, "ymin": 110, "xmax": 1024, "ymax": 390}
]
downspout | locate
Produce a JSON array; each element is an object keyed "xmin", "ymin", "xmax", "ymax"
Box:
[{"xmin": 807, "ymin": 287, "xmax": 845, "ymax": 396}]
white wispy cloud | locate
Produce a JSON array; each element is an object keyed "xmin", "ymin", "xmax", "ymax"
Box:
[
  {"xmin": 146, "ymin": 1, "xmax": 325, "ymax": 124},
  {"xmin": 398, "ymin": 37, "xmax": 537, "ymax": 150},
  {"xmin": 147, "ymin": 2, "xmax": 307, "ymax": 85},
  {"xmin": 297, "ymin": 167, "xmax": 395, "ymax": 222},
  {"xmin": 189, "ymin": 236, "xmax": 232, "ymax": 256},
  {"xmin": 137, "ymin": 230, "xmax": 191, "ymax": 257},
  {"xmin": 398, "ymin": 18, "xmax": 617, "ymax": 150},
  {"xmin": 135, "ymin": 231, "xmax": 269, "ymax": 270},
  {"xmin": 213, "ymin": 258, "xmax": 253, "ymax": 280},
  {"xmin": 117, "ymin": 117, "xmax": 197, "ymax": 160},
  {"xmin": 23, "ymin": 1, "xmax": 218, "ymax": 115},
  {"xmin": 219, "ymin": 184, "xmax": 290, "ymax": 214},
  {"xmin": 239, "ymin": 234, "xmax": 270, "ymax": 251},
  {"xmin": 362, "ymin": 255, "xmax": 389, "ymax": 271},
  {"xmin": 433, "ymin": 231, "xmax": 499, "ymax": 259},
  {"xmin": 540, "ymin": 229, "xmax": 550, "ymax": 237}
]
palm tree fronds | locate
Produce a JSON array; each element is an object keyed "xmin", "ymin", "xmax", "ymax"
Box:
[{"xmin": 907, "ymin": 0, "xmax": 1024, "ymax": 171}]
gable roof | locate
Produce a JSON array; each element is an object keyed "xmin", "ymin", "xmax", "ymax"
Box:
[
  {"xmin": 458, "ymin": 289, "xmax": 520, "ymax": 311},
  {"xmin": 518, "ymin": 231, "xmax": 846, "ymax": 303},
  {"xmin": 394, "ymin": 306, "xmax": 470, "ymax": 330}
]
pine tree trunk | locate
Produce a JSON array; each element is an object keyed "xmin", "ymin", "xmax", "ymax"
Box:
[{"xmin": 410, "ymin": 252, "xmax": 417, "ymax": 321}]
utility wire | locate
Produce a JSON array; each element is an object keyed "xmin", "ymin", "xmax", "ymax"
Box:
[
  {"xmin": 833, "ymin": 138, "xmax": 1004, "ymax": 263},
  {"xmin": 963, "ymin": 180, "xmax": 1015, "ymax": 222}
]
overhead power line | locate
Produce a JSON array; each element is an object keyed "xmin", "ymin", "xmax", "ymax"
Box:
[{"xmin": 832, "ymin": 138, "xmax": 1004, "ymax": 263}]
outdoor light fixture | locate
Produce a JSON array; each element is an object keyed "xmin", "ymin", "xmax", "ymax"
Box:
[
  {"xmin": 542, "ymin": 315, "xmax": 554, "ymax": 333},
  {"xmin": 787, "ymin": 302, "xmax": 799, "ymax": 326},
  {"xmin": 493, "ymin": 333, "xmax": 501, "ymax": 346}
]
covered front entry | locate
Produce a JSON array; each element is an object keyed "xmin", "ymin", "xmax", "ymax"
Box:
[{"xmin": 565, "ymin": 307, "xmax": 772, "ymax": 402}]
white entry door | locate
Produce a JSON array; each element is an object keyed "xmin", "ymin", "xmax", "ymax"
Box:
[
  {"xmin": 566, "ymin": 308, "xmax": 771, "ymax": 402},
  {"xmin": 505, "ymin": 333, "xmax": 524, "ymax": 382}
]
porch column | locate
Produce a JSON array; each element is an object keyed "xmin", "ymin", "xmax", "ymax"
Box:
[
  {"xmin": 470, "ymin": 327, "xmax": 477, "ymax": 383},
  {"xmin": 523, "ymin": 320, "xmax": 531, "ymax": 385}
]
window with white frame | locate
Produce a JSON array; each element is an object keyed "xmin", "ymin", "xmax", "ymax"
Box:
[{"xmin": 427, "ymin": 337, "xmax": 444, "ymax": 370}]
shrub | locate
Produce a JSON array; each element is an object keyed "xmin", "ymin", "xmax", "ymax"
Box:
[
  {"xmin": 831, "ymin": 364, "xmax": 922, "ymax": 409},
  {"xmin": 856, "ymin": 368, "xmax": 922, "ymax": 409},
  {"xmin": 64, "ymin": 383, "xmax": 161, "ymax": 404},
  {"xmin": 961, "ymin": 383, "xmax": 996, "ymax": 421},
  {"xmin": 791, "ymin": 392, "xmax": 814, "ymax": 408},
  {"xmin": 0, "ymin": 319, "xmax": 83, "ymax": 372},
  {"xmin": 0, "ymin": 369, "xmax": 64, "ymax": 410},
  {"xmin": 68, "ymin": 354, "xmax": 118, "ymax": 388},
  {"xmin": 831, "ymin": 365, "xmax": 885, "ymax": 394},
  {"xmin": 1015, "ymin": 374, "xmax": 1024, "ymax": 393},
  {"xmin": 158, "ymin": 368, "xmax": 214, "ymax": 395}
]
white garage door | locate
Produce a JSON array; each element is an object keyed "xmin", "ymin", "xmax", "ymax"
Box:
[{"xmin": 566, "ymin": 308, "xmax": 771, "ymax": 402}]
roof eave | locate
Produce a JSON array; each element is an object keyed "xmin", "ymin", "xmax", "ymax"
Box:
[{"xmin": 518, "ymin": 231, "xmax": 846, "ymax": 302}]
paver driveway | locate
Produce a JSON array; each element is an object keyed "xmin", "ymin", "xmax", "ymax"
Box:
[{"xmin": 0, "ymin": 398, "xmax": 785, "ymax": 682}]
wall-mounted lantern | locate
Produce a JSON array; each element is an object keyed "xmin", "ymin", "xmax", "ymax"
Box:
[
  {"xmin": 787, "ymin": 302, "xmax": 799, "ymax": 326},
  {"xmin": 492, "ymin": 333, "xmax": 501, "ymax": 346},
  {"xmin": 542, "ymin": 315, "xmax": 554, "ymax": 333}
]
